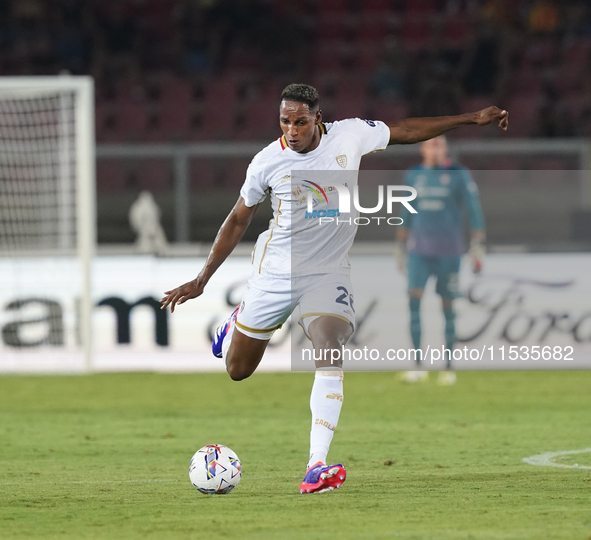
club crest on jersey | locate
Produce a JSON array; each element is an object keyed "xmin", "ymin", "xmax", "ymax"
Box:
[{"xmin": 336, "ymin": 154, "xmax": 348, "ymax": 168}]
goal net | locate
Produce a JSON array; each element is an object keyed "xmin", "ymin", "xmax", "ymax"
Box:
[{"xmin": 0, "ymin": 77, "xmax": 95, "ymax": 372}]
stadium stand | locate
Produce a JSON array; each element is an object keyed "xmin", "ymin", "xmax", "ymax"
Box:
[{"xmin": 2, "ymin": 0, "xmax": 589, "ymax": 143}]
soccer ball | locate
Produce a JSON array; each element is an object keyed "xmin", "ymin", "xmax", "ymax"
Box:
[{"xmin": 189, "ymin": 444, "xmax": 242, "ymax": 495}]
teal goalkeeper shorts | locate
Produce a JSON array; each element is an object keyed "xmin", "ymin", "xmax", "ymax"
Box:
[{"xmin": 407, "ymin": 253, "xmax": 461, "ymax": 299}]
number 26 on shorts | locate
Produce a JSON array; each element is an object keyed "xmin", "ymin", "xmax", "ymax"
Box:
[{"xmin": 335, "ymin": 286, "xmax": 354, "ymax": 312}]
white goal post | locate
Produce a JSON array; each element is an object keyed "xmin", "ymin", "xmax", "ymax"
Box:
[{"xmin": 0, "ymin": 76, "xmax": 96, "ymax": 370}]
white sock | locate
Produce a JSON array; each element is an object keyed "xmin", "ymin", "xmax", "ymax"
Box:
[
  {"xmin": 307, "ymin": 368, "xmax": 344, "ymax": 469},
  {"xmin": 221, "ymin": 317, "xmax": 235, "ymax": 362}
]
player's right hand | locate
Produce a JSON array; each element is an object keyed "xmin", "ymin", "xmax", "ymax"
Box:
[{"xmin": 160, "ymin": 279, "xmax": 204, "ymax": 313}]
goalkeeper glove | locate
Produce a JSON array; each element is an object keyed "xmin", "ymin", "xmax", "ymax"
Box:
[
  {"xmin": 393, "ymin": 241, "xmax": 407, "ymax": 274},
  {"xmin": 468, "ymin": 238, "xmax": 485, "ymax": 274}
]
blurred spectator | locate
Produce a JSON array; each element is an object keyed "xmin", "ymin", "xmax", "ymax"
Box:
[
  {"xmin": 563, "ymin": 1, "xmax": 591, "ymax": 39},
  {"xmin": 444, "ymin": 0, "xmax": 481, "ymax": 16},
  {"xmin": 96, "ymin": 3, "xmax": 139, "ymax": 73},
  {"xmin": 480, "ymin": 0, "xmax": 517, "ymax": 30},
  {"xmin": 370, "ymin": 39, "xmax": 408, "ymax": 99},
  {"xmin": 531, "ymin": 84, "xmax": 575, "ymax": 137},
  {"xmin": 576, "ymin": 75, "xmax": 591, "ymax": 137},
  {"xmin": 408, "ymin": 51, "xmax": 462, "ymax": 117},
  {"xmin": 12, "ymin": 0, "xmax": 47, "ymax": 24},
  {"xmin": 129, "ymin": 191, "xmax": 168, "ymax": 256},
  {"xmin": 0, "ymin": 0, "xmax": 589, "ymax": 140},
  {"xmin": 408, "ymin": 21, "xmax": 463, "ymax": 116},
  {"xmin": 54, "ymin": 0, "xmax": 91, "ymax": 74},
  {"xmin": 460, "ymin": 22, "xmax": 500, "ymax": 96},
  {"xmin": 528, "ymin": 0, "xmax": 561, "ymax": 35},
  {"xmin": 256, "ymin": 3, "xmax": 312, "ymax": 77},
  {"xmin": 175, "ymin": 0, "xmax": 217, "ymax": 75}
]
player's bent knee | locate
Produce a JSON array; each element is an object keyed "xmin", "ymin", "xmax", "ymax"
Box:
[
  {"xmin": 224, "ymin": 332, "xmax": 269, "ymax": 381},
  {"xmin": 225, "ymin": 362, "xmax": 253, "ymax": 382},
  {"xmin": 224, "ymin": 352, "xmax": 257, "ymax": 381}
]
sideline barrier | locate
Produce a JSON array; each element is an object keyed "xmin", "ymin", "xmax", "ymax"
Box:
[{"xmin": 1, "ymin": 253, "xmax": 590, "ymax": 373}]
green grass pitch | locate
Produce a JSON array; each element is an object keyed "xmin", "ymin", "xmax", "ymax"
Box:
[{"xmin": 1, "ymin": 371, "xmax": 590, "ymax": 539}]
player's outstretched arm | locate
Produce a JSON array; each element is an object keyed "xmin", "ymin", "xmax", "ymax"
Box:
[
  {"xmin": 160, "ymin": 196, "xmax": 260, "ymax": 312},
  {"xmin": 388, "ymin": 106, "xmax": 508, "ymax": 145}
]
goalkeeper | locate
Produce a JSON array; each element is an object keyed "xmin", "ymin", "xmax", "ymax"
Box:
[{"xmin": 394, "ymin": 135, "xmax": 485, "ymax": 385}]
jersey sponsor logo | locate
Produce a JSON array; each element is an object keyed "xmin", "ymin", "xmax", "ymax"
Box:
[
  {"xmin": 336, "ymin": 154, "xmax": 348, "ymax": 168},
  {"xmin": 362, "ymin": 119, "xmax": 376, "ymax": 127},
  {"xmin": 305, "ymin": 209, "xmax": 340, "ymax": 219},
  {"xmin": 292, "ymin": 184, "xmax": 304, "ymax": 199},
  {"xmin": 292, "ymin": 184, "xmax": 316, "ymax": 207}
]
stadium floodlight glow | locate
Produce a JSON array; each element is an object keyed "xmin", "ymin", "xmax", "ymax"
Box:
[{"xmin": 0, "ymin": 76, "xmax": 96, "ymax": 371}]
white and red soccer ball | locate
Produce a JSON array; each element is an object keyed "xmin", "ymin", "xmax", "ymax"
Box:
[{"xmin": 189, "ymin": 444, "xmax": 242, "ymax": 495}]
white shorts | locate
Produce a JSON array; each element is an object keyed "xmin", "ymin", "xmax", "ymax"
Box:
[{"xmin": 235, "ymin": 273, "xmax": 355, "ymax": 341}]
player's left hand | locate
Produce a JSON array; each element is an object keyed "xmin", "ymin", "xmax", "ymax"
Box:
[
  {"xmin": 474, "ymin": 106, "xmax": 508, "ymax": 131},
  {"xmin": 160, "ymin": 278, "xmax": 204, "ymax": 313},
  {"xmin": 468, "ymin": 239, "xmax": 485, "ymax": 275}
]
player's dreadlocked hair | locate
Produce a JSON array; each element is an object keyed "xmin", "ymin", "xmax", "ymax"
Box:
[{"xmin": 280, "ymin": 84, "xmax": 319, "ymax": 112}]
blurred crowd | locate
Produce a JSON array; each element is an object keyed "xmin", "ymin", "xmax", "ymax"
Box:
[{"xmin": 2, "ymin": 0, "xmax": 591, "ymax": 140}]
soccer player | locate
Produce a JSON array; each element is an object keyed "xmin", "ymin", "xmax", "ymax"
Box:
[
  {"xmin": 161, "ymin": 84, "xmax": 507, "ymax": 493},
  {"xmin": 394, "ymin": 135, "xmax": 485, "ymax": 386}
]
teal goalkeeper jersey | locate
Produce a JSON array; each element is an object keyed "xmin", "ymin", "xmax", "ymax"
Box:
[{"xmin": 400, "ymin": 162, "xmax": 484, "ymax": 257}]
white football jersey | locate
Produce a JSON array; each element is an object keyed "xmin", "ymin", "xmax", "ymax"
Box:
[{"xmin": 240, "ymin": 118, "xmax": 390, "ymax": 278}]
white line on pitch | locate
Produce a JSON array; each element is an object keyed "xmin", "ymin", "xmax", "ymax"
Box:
[{"xmin": 523, "ymin": 447, "xmax": 591, "ymax": 469}]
